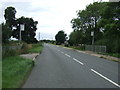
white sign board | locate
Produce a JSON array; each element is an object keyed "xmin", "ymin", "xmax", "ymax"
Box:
[
  {"xmin": 91, "ymin": 31, "xmax": 94, "ymax": 36},
  {"xmin": 20, "ymin": 24, "xmax": 24, "ymax": 31}
]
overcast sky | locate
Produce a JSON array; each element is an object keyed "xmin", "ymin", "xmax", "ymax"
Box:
[{"xmin": 0, "ymin": 0, "xmax": 109, "ymax": 40}]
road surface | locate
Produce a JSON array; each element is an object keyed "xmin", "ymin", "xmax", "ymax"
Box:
[{"xmin": 23, "ymin": 44, "xmax": 120, "ymax": 88}]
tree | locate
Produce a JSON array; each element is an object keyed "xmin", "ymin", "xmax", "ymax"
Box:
[
  {"xmin": 55, "ymin": 30, "xmax": 67, "ymax": 45},
  {"xmin": 97, "ymin": 2, "xmax": 120, "ymax": 53},
  {"xmin": 71, "ymin": 2, "xmax": 104, "ymax": 45},
  {"xmin": 1, "ymin": 23, "xmax": 12, "ymax": 43},
  {"xmin": 70, "ymin": 2, "xmax": 120, "ymax": 53},
  {"xmin": 12, "ymin": 16, "xmax": 38, "ymax": 43},
  {"xmin": 3, "ymin": 6, "xmax": 38, "ymax": 44},
  {"xmin": 4, "ymin": 6, "xmax": 16, "ymax": 30},
  {"xmin": 69, "ymin": 30, "xmax": 84, "ymax": 46}
]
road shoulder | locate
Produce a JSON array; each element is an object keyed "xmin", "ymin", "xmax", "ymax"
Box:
[
  {"xmin": 62, "ymin": 46, "xmax": 120, "ymax": 63},
  {"xmin": 20, "ymin": 53, "xmax": 39, "ymax": 61}
]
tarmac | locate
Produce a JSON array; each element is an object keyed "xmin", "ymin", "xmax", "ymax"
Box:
[{"xmin": 20, "ymin": 47, "xmax": 120, "ymax": 63}]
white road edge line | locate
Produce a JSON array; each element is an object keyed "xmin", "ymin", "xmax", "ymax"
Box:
[
  {"xmin": 33, "ymin": 57, "xmax": 35, "ymax": 61},
  {"xmin": 65, "ymin": 54, "xmax": 71, "ymax": 58},
  {"xmin": 91, "ymin": 69, "xmax": 120, "ymax": 88},
  {"xmin": 73, "ymin": 58, "xmax": 84, "ymax": 65}
]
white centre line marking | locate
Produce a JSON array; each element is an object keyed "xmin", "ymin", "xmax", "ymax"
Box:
[
  {"xmin": 61, "ymin": 52, "xmax": 64, "ymax": 54},
  {"xmin": 73, "ymin": 58, "xmax": 84, "ymax": 65},
  {"xmin": 91, "ymin": 69, "xmax": 120, "ymax": 88},
  {"xmin": 65, "ymin": 54, "xmax": 71, "ymax": 58},
  {"xmin": 58, "ymin": 50, "xmax": 60, "ymax": 51}
]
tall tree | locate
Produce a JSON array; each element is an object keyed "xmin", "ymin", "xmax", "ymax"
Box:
[
  {"xmin": 70, "ymin": 2, "xmax": 107, "ymax": 45},
  {"xmin": 70, "ymin": 2, "xmax": 120, "ymax": 53},
  {"xmin": 55, "ymin": 30, "xmax": 67, "ymax": 45},
  {"xmin": 12, "ymin": 16, "xmax": 38, "ymax": 43},
  {"xmin": 98, "ymin": 2, "xmax": 120, "ymax": 53},
  {"xmin": 4, "ymin": 6, "xmax": 16, "ymax": 30}
]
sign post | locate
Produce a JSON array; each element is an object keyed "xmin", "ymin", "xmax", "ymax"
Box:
[
  {"xmin": 20, "ymin": 24, "xmax": 24, "ymax": 43},
  {"xmin": 91, "ymin": 31, "xmax": 94, "ymax": 45}
]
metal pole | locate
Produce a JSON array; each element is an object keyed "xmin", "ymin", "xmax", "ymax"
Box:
[
  {"xmin": 39, "ymin": 32, "xmax": 40, "ymax": 41},
  {"xmin": 19, "ymin": 26, "xmax": 21, "ymax": 44},
  {"xmin": 92, "ymin": 35, "xmax": 94, "ymax": 45},
  {"xmin": 91, "ymin": 31, "xmax": 94, "ymax": 45}
]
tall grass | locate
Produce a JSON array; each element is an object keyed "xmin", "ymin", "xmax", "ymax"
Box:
[
  {"xmin": 2, "ymin": 56, "xmax": 33, "ymax": 88},
  {"xmin": 2, "ymin": 42, "xmax": 43, "ymax": 88}
]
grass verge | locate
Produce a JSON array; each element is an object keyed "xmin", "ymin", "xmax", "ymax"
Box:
[
  {"xmin": 2, "ymin": 56, "xmax": 33, "ymax": 88},
  {"xmin": 28, "ymin": 43, "xmax": 43, "ymax": 53},
  {"xmin": 0, "ymin": 61, "xmax": 2, "ymax": 89}
]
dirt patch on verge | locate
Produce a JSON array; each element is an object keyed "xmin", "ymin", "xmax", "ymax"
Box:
[{"xmin": 20, "ymin": 53, "xmax": 39, "ymax": 60}]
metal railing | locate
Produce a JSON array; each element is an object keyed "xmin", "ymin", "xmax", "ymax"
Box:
[
  {"xmin": 85, "ymin": 45, "xmax": 106, "ymax": 53},
  {"xmin": 2, "ymin": 45, "xmax": 22, "ymax": 55}
]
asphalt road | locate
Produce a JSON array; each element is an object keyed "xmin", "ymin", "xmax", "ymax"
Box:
[{"xmin": 23, "ymin": 44, "xmax": 120, "ymax": 88}]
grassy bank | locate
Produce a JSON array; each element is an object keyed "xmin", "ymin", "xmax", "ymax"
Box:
[
  {"xmin": 99, "ymin": 53, "xmax": 120, "ymax": 58},
  {"xmin": 28, "ymin": 43, "xmax": 43, "ymax": 53},
  {"xmin": 2, "ymin": 43, "xmax": 43, "ymax": 88},
  {"xmin": 2, "ymin": 56, "xmax": 33, "ymax": 88}
]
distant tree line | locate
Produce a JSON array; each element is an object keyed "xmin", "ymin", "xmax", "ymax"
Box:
[
  {"xmin": 2, "ymin": 6, "xmax": 38, "ymax": 44},
  {"xmin": 41, "ymin": 39, "xmax": 55, "ymax": 44},
  {"xmin": 69, "ymin": 2, "xmax": 120, "ymax": 53}
]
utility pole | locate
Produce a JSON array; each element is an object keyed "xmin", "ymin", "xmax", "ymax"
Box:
[
  {"xmin": 91, "ymin": 31, "xmax": 94, "ymax": 45},
  {"xmin": 91, "ymin": 31, "xmax": 94, "ymax": 52},
  {"xmin": 39, "ymin": 32, "xmax": 40, "ymax": 41}
]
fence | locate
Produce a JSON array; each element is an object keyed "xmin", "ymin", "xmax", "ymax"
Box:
[{"xmin": 85, "ymin": 45, "xmax": 106, "ymax": 53}]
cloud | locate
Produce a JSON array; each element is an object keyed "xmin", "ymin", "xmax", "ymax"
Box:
[{"xmin": 1, "ymin": 0, "xmax": 109, "ymax": 40}]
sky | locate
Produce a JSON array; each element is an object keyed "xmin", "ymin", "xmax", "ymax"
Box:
[{"xmin": 0, "ymin": 0, "xmax": 109, "ymax": 40}]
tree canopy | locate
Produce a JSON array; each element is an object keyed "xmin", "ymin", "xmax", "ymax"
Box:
[
  {"xmin": 70, "ymin": 2, "xmax": 120, "ymax": 53},
  {"xmin": 55, "ymin": 30, "xmax": 67, "ymax": 45},
  {"xmin": 3, "ymin": 6, "xmax": 38, "ymax": 44},
  {"xmin": 4, "ymin": 6, "xmax": 16, "ymax": 29},
  {"xmin": 12, "ymin": 16, "xmax": 38, "ymax": 43}
]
